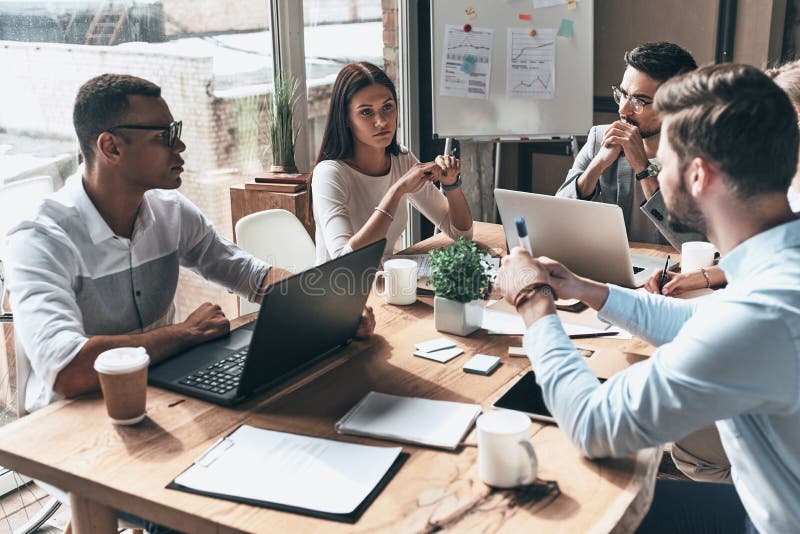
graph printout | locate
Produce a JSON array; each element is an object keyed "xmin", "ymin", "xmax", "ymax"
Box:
[
  {"xmin": 440, "ymin": 25, "xmax": 493, "ymax": 100},
  {"xmin": 506, "ymin": 28, "xmax": 556, "ymax": 99}
]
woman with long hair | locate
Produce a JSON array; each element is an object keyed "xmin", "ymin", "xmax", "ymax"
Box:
[{"xmin": 312, "ymin": 62, "xmax": 473, "ymax": 263}]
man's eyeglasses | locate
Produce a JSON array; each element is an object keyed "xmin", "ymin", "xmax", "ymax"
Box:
[
  {"xmin": 107, "ymin": 120, "xmax": 183, "ymax": 148},
  {"xmin": 611, "ymin": 86, "xmax": 653, "ymax": 115}
]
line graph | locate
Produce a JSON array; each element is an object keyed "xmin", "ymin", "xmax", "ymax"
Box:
[
  {"xmin": 440, "ymin": 25, "xmax": 493, "ymax": 100},
  {"xmin": 506, "ymin": 28, "xmax": 556, "ymax": 99}
]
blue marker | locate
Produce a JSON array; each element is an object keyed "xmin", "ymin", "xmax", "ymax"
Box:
[{"xmin": 515, "ymin": 217, "xmax": 534, "ymax": 256}]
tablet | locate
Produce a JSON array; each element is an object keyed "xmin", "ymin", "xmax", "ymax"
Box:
[{"xmin": 493, "ymin": 371, "xmax": 605, "ymax": 424}]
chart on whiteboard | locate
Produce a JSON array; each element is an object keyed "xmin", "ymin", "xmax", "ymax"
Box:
[
  {"xmin": 440, "ymin": 24, "xmax": 493, "ymax": 100},
  {"xmin": 506, "ymin": 28, "xmax": 556, "ymax": 99}
]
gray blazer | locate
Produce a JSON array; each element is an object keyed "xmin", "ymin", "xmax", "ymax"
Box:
[{"xmin": 556, "ymin": 125, "xmax": 704, "ymax": 249}]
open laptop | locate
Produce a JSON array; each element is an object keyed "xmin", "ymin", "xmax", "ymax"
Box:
[
  {"xmin": 149, "ymin": 238, "xmax": 386, "ymax": 406},
  {"xmin": 494, "ymin": 189, "xmax": 675, "ymax": 288}
]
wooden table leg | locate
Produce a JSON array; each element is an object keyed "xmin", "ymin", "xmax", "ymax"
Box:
[{"xmin": 69, "ymin": 493, "xmax": 117, "ymax": 534}]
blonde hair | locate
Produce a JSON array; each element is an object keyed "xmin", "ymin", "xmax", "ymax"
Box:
[{"xmin": 768, "ymin": 60, "xmax": 800, "ymax": 108}]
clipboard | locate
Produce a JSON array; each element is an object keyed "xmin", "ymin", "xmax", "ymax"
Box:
[{"xmin": 167, "ymin": 425, "xmax": 409, "ymax": 524}]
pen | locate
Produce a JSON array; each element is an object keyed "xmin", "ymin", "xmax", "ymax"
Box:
[
  {"xmin": 515, "ymin": 217, "xmax": 534, "ymax": 256},
  {"xmin": 658, "ymin": 255, "xmax": 671, "ymax": 293}
]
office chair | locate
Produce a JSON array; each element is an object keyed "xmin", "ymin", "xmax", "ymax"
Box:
[{"xmin": 234, "ymin": 209, "xmax": 316, "ymax": 315}]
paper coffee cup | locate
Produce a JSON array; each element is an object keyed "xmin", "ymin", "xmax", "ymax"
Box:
[{"xmin": 94, "ymin": 347, "xmax": 150, "ymax": 425}]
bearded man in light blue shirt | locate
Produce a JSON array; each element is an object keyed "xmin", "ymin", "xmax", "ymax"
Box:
[{"xmin": 497, "ymin": 63, "xmax": 800, "ymax": 533}]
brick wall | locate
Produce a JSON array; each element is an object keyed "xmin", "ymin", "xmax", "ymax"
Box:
[{"xmin": 381, "ymin": 0, "xmax": 398, "ymax": 85}]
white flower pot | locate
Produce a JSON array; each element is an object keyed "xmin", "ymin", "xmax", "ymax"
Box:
[{"xmin": 434, "ymin": 296, "xmax": 484, "ymax": 337}]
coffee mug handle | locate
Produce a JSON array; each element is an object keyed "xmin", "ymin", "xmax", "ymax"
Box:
[
  {"xmin": 517, "ymin": 439, "xmax": 538, "ymax": 485},
  {"xmin": 374, "ymin": 270, "xmax": 389, "ymax": 298}
]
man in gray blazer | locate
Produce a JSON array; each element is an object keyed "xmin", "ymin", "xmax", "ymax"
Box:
[{"xmin": 557, "ymin": 42, "xmax": 704, "ymax": 247}]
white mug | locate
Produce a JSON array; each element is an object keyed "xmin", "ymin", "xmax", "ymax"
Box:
[
  {"xmin": 375, "ymin": 259, "xmax": 418, "ymax": 305},
  {"xmin": 477, "ymin": 410, "xmax": 538, "ymax": 488},
  {"xmin": 681, "ymin": 241, "xmax": 715, "ymax": 273}
]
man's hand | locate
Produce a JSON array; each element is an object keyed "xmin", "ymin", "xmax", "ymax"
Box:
[
  {"xmin": 182, "ymin": 302, "xmax": 230, "ymax": 342},
  {"xmin": 603, "ymin": 120, "xmax": 648, "ymax": 173},
  {"xmin": 497, "ymin": 248, "xmax": 554, "ymax": 304},
  {"xmin": 354, "ymin": 305, "xmax": 375, "ymax": 339},
  {"xmin": 644, "ymin": 269, "xmax": 715, "ymax": 297}
]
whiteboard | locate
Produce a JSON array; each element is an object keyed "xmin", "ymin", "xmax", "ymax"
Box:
[{"xmin": 430, "ymin": 0, "xmax": 594, "ymax": 139}]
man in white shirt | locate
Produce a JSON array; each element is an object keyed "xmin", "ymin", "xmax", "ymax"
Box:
[
  {"xmin": 498, "ymin": 64, "xmax": 800, "ymax": 531},
  {"xmin": 6, "ymin": 74, "xmax": 375, "ymax": 414}
]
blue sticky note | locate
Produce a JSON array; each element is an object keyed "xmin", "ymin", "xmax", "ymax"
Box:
[
  {"xmin": 460, "ymin": 54, "xmax": 477, "ymax": 74},
  {"xmin": 557, "ymin": 18, "xmax": 574, "ymax": 38}
]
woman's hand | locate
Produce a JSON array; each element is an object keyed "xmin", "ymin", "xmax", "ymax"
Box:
[
  {"xmin": 395, "ymin": 162, "xmax": 441, "ymax": 195},
  {"xmin": 435, "ymin": 155, "xmax": 461, "ymax": 186}
]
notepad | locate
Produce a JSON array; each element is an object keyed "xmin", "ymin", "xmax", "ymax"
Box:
[
  {"xmin": 336, "ymin": 391, "xmax": 482, "ymax": 450},
  {"xmin": 169, "ymin": 425, "xmax": 406, "ymax": 523}
]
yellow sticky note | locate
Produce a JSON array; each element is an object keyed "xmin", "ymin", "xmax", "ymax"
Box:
[
  {"xmin": 465, "ymin": 5, "xmax": 477, "ymax": 20},
  {"xmin": 567, "ymin": 0, "xmax": 577, "ymax": 10}
]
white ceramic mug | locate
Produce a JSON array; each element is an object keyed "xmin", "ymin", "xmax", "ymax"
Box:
[
  {"xmin": 375, "ymin": 259, "xmax": 418, "ymax": 305},
  {"xmin": 681, "ymin": 241, "xmax": 715, "ymax": 273},
  {"xmin": 477, "ymin": 410, "xmax": 538, "ymax": 488}
]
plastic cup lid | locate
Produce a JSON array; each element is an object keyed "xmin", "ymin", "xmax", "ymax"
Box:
[{"xmin": 93, "ymin": 347, "xmax": 150, "ymax": 375}]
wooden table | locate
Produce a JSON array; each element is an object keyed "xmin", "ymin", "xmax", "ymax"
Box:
[{"xmin": 0, "ymin": 222, "xmax": 670, "ymax": 533}]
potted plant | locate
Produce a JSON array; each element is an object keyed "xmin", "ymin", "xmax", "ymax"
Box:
[
  {"xmin": 268, "ymin": 73, "xmax": 300, "ymax": 173},
  {"xmin": 429, "ymin": 237, "xmax": 492, "ymax": 336}
]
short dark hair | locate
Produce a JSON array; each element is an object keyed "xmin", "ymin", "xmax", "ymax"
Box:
[
  {"xmin": 73, "ymin": 74, "xmax": 161, "ymax": 163},
  {"xmin": 624, "ymin": 42, "xmax": 698, "ymax": 83},
  {"xmin": 315, "ymin": 62, "xmax": 400, "ymax": 165},
  {"xmin": 655, "ymin": 63, "xmax": 798, "ymax": 198}
]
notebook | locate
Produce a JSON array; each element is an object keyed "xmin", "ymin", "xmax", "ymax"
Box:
[
  {"xmin": 335, "ymin": 391, "xmax": 481, "ymax": 450},
  {"xmin": 168, "ymin": 425, "xmax": 408, "ymax": 523}
]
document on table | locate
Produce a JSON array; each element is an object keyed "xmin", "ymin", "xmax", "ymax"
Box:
[
  {"xmin": 336, "ymin": 391, "xmax": 481, "ymax": 450},
  {"xmin": 481, "ymin": 308, "xmax": 632, "ymax": 339},
  {"xmin": 169, "ymin": 425, "xmax": 406, "ymax": 523}
]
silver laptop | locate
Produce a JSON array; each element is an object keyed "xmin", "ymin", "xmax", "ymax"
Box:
[{"xmin": 494, "ymin": 189, "xmax": 676, "ymax": 288}]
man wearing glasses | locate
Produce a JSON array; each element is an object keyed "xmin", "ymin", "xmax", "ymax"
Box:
[
  {"xmin": 4, "ymin": 74, "xmax": 375, "ymax": 416},
  {"xmin": 556, "ymin": 42, "xmax": 703, "ymax": 247}
]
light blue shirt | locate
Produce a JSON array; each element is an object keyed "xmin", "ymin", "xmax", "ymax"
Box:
[{"xmin": 523, "ymin": 218, "xmax": 800, "ymax": 533}]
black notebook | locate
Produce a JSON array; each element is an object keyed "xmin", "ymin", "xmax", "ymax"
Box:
[{"xmin": 167, "ymin": 425, "xmax": 407, "ymax": 523}]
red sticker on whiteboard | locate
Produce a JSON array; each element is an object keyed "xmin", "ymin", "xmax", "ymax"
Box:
[
  {"xmin": 463, "ymin": 23, "xmax": 472, "ymax": 32},
  {"xmin": 518, "ymin": 13, "xmax": 532, "ymax": 21}
]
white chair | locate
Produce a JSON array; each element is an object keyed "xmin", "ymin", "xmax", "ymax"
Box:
[{"xmin": 235, "ymin": 209, "xmax": 316, "ymax": 315}]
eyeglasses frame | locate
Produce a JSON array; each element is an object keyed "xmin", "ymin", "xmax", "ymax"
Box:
[
  {"xmin": 611, "ymin": 86, "xmax": 653, "ymax": 115},
  {"xmin": 106, "ymin": 120, "xmax": 183, "ymax": 148}
]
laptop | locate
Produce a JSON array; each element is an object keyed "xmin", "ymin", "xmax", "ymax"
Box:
[
  {"xmin": 494, "ymin": 189, "xmax": 675, "ymax": 288},
  {"xmin": 149, "ymin": 239, "xmax": 386, "ymax": 406}
]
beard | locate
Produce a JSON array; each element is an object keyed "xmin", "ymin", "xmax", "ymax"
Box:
[
  {"xmin": 666, "ymin": 178, "xmax": 706, "ymax": 235},
  {"xmin": 620, "ymin": 115, "xmax": 660, "ymax": 139}
]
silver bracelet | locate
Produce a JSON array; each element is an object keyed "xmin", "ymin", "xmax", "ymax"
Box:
[{"xmin": 374, "ymin": 206, "xmax": 394, "ymax": 221}]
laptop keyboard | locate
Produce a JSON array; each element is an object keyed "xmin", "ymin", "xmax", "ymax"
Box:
[
  {"xmin": 633, "ymin": 266, "xmax": 645, "ymax": 274},
  {"xmin": 178, "ymin": 347, "xmax": 248, "ymax": 395}
]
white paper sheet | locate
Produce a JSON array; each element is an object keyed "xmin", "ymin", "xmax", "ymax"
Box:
[
  {"xmin": 174, "ymin": 425, "xmax": 401, "ymax": 515},
  {"xmin": 481, "ymin": 308, "xmax": 631, "ymax": 339},
  {"xmin": 336, "ymin": 392, "xmax": 481, "ymax": 450},
  {"xmin": 440, "ymin": 24, "xmax": 493, "ymax": 100},
  {"xmin": 533, "ymin": 0, "xmax": 575, "ymax": 8},
  {"xmin": 506, "ymin": 28, "xmax": 556, "ymax": 99}
]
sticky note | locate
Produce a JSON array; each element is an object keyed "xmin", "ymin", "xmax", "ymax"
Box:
[
  {"xmin": 465, "ymin": 5, "xmax": 477, "ymax": 20},
  {"xmin": 463, "ymin": 354, "xmax": 501, "ymax": 375},
  {"xmin": 567, "ymin": 0, "xmax": 577, "ymax": 10},
  {"xmin": 460, "ymin": 54, "xmax": 477, "ymax": 74},
  {"xmin": 557, "ymin": 18, "xmax": 574, "ymax": 38},
  {"xmin": 415, "ymin": 337, "xmax": 456, "ymax": 353},
  {"xmin": 414, "ymin": 347, "xmax": 464, "ymax": 363},
  {"xmin": 518, "ymin": 13, "xmax": 532, "ymax": 21}
]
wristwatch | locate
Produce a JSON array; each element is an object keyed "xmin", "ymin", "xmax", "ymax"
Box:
[
  {"xmin": 441, "ymin": 173, "xmax": 462, "ymax": 191},
  {"xmin": 635, "ymin": 162, "xmax": 660, "ymax": 181}
]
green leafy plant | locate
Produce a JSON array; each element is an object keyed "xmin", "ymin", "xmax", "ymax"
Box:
[
  {"xmin": 268, "ymin": 72, "xmax": 300, "ymax": 173},
  {"xmin": 428, "ymin": 237, "xmax": 492, "ymax": 302}
]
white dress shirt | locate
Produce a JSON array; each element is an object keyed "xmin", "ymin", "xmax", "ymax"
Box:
[
  {"xmin": 524, "ymin": 218, "xmax": 800, "ymax": 533},
  {"xmin": 5, "ymin": 176, "xmax": 270, "ymax": 412}
]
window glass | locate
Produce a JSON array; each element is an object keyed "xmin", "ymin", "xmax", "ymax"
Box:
[{"xmin": 303, "ymin": 0, "xmax": 398, "ymax": 162}]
